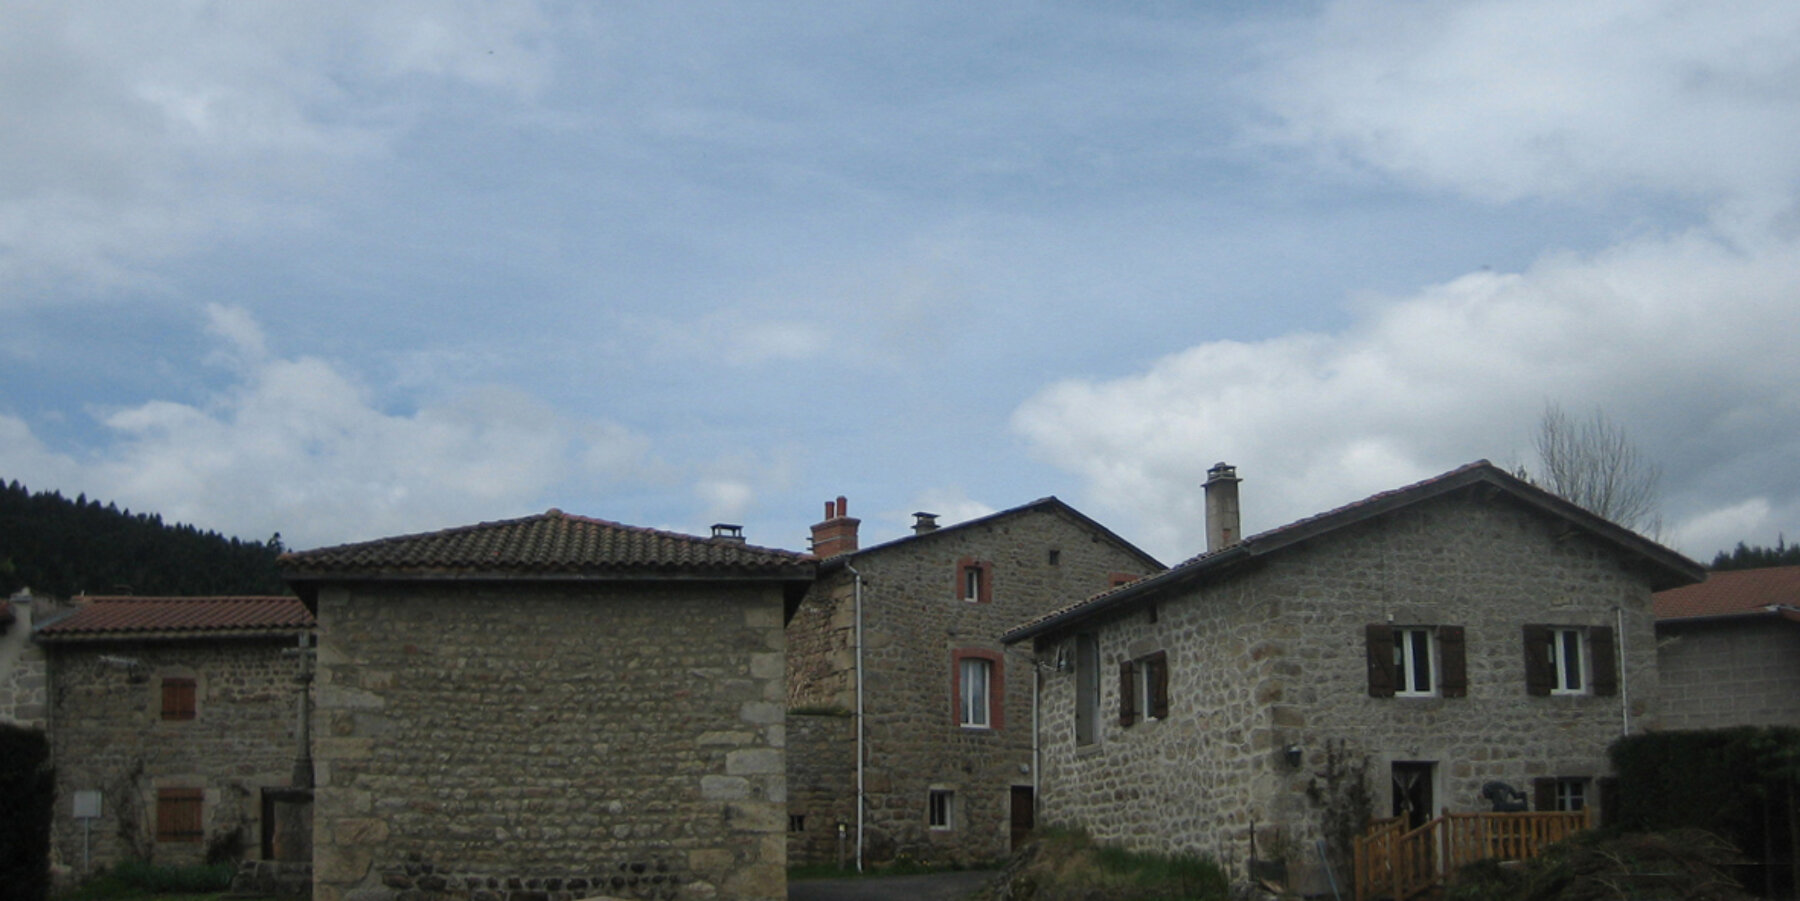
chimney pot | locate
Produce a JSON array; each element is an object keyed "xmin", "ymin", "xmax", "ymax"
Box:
[
  {"xmin": 912, "ymin": 512, "xmax": 940, "ymax": 535},
  {"xmin": 1204, "ymin": 462, "xmax": 1243, "ymax": 552},
  {"xmin": 809, "ymin": 495, "xmax": 861, "ymax": 557},
  {"xmin": 711, "ymin": 523, "xmax": 745, "ymax": 543}
]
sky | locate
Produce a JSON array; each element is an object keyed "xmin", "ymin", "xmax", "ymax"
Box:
[{"xmin": 4, "ymin": 1, "xmax": 1799, "ymax": 567}]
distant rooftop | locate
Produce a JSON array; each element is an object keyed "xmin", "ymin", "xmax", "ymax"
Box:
[{"xmin": 35, "ymin": 596, "xmax": 312, "ymax": 642}]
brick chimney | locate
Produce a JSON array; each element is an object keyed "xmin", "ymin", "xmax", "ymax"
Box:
[
  {"xmin": 1204, "ymin": 462, "xmax": 1242, "ymax": 552},
  {"xmin": 810, "ymin": 496, "xmax": 860, "ymax": 557}
]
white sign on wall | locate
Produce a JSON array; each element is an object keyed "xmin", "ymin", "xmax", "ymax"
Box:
[{"xmin": 73, "ymin": 790, "xmax": 102, "ymax": 820}]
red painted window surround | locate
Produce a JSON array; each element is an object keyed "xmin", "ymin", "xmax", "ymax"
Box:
[{"xmin": 951, "ymin": 648, "xmax": 1005, "ymax": 729}]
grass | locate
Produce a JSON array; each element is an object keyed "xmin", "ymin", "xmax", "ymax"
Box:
[
  {"xmin": 53, "ymin": 859, "xmax": 234, "ymax": 901},
  {"xmin": 994, "ymin": 828, "xmax": 1231, "ymax": 901}
]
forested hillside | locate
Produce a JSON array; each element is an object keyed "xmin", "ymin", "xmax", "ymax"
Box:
[
  {"xmin": 0, "ymin": 480, "xmax": 286, "ymax": 598},
  {"xmin": 1710, "ymin": 538, "xmax": 1800, "ymax": 571}
]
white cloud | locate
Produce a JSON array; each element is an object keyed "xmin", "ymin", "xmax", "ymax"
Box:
[
  {"xmin": 0, "ymin": 0, "xmax": 556, "ymax": 303},
  {"xmin": 1252, "ymin": 0, "xmax": 1800, "ymax": 208},
  {"xmin": 1014, "ymin": 228, "xmax": 1800, "ymax": 562},
  {"xmin": 0, "ymin": 306, "xmax": 651, "ymax": 549}
]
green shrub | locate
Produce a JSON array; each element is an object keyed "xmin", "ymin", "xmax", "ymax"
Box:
[{"xmin": 111, "ymin": 859, "xmax": 236, "ymax": 894}]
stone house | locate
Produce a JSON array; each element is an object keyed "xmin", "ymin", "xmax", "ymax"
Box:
[
  {"xmin": 1653, "ymin": 565, "xmax": 1800, "ymax": 729},
  {"xmin": 34, "ymin": 595, "xmax": 315, "ymax": 874},
  {"xmin": 1, "ymin": 589, "xmax": 55, "ymax": 729},
  {"xmin": 280, "ymin": 511, "xmax": 814, "ymax": 901},
  {"xmin": 1002, "ymin": 462, "xmax": 1704, "ymax": 892},
  {"xmin": 785, "ymin": 496, "xmax": 1161, "ymax": 868}
]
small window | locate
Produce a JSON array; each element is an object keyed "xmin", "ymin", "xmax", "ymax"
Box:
[
  {"xmin": 928, "ymin": 790, "xmax": 954, "ymax": 830},
  {"xmin": 1524, "ymin": 625, "xmax": 1617, "ymax": 697},
  {"xmin": 1393, "ymin": 629, "xmax": 1437, "ymax": 697},
  {"xmin": 1119, "ymin": 651, "xmax": 1170, "ymax": 727},
  {"xmin": 960, "ymin": 658, "xmax": 991, "ymax": 727},
  {"xmin": 953, "ymin": 651, "xmax": 1003, "ymax": 729},
  {"xmin": 1535, "ymin": 777, "xmax": 1589, "ymax": 812},
  {"xmin": 1551, "ymin": 629, "xmax": 1588, "ymax": 694},
  {"xmin": 156, "ymin": 788, "xmax": 204, "ymax": 843},
  {"xmin": 1047, "ymin": 548, "xmax": 1061, "ymax": 566},
  {"xmin": 955, "ymin": 559, "xmax": 992, "ymax": 603},
  {"xmin": 788, "ymin": 814, "xmax": 805, "ymax": 833},
  {"xmin": 1367, "ymin": 625, "xmax": 1466, "ymax": 699},
  {"xmin": 1108, "ymin": 572, "xmax": 1137, "ymax": 588},
  {"xmin": 161, "ymin": 678, "xmax": 196, "ymax": 721},
  {"xmin": 1074, "ymin": 635, "xmax": 1099, "ymax": 746}
]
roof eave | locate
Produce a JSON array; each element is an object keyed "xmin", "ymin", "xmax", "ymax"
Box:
[{"xmin": 37, "ymin": 626, "xmax": 313, "ymax": 644}]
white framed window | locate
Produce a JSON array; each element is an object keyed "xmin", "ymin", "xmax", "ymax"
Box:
[
  {"xmin": 1551, "ymin": 628, "xmax": 1588, "ymax": 694},
  {"xmin": 1555, "ymin": 778, "xmax": 1587, "ymax": 812},
  {"xmin": 928, "ymin": 789, "xmax": 954, "ymax": 830},
  {"xmin": 1074, "ymin": 634, "xmax": 1099, "ymax": 746},
  {"xmin": 960, "ymin": 657, "xmax": 992, "ymax": 728},
  {"xmin": 1393, "ymin": 628, "xmax": 1437, "ymax": 696}
]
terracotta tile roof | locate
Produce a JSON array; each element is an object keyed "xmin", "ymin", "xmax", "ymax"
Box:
[
  {"xmin": 819, "ymin": 496, "xmax": 1164, "ymax": 572},
  {"xmin": 1006, "ymin": 460, "xmax": 1706, "ymax": 643},
  {"xmin": 1654, "ymin": 566, "xmax": 1800, "ymax": 621},
  {"xmin": 35, "ymin": 596, "xmax": 313, "ymax": 642},
  {"xmin": 281, "ymin": 509, "xmax": 814, "ymax": 580}
]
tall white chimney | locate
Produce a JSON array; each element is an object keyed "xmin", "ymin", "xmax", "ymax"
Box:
[{"xmin": 1204, "ymin": 462, "xmax": 1242, "ymax": 552}]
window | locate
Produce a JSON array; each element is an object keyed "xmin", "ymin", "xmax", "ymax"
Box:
[
  {"xmin": 928, "ymin": 789, "xmax": 954, "ymax": 830},
  {"xmin": 1523, "ymin": 625, "xmax": 1617, "ymax": 697},
  {"xmin": 156, "ymin": 788, "xmax": 203, "ymax": 843},
  {"xmin": 1394, "ymin": 629, "xmax": 1436, "ymax": 696},
  {"xmin": 1534, "ymin": 777, "xmax": 1588, "ymax": 812},
  {"xmin": 1108, "ymin": 572, "xmax": 1137, "ymax": 588},
  {"xmin": 956, "ymin": 558, "xmax": 993, "ymax": 603},
  {"xmin": 1047, "ymin": 548, "xmax": 1061, "ymax": 566},
  {"xmin": 1074, "ymin": 634, "xmax": 1099, "ymax": 746},
  {"xmin": 952, "ymin": 649, "xmax": 1004, "ymax": 729},
  {"xmin": 1551, "ymin": 629, "xmax": 1587, "ymax": 694},
  {"xmin": 1118, "ymin": 651, "xmax": 1169, "ymax": 727},
  {"xmin": 1366, "ymin": 625, "xmax": 1466, "ymax": 698},
  {"xmin": 160, "ymin": 678, "xmax": 196, "ymax": 721},
  {"xmin": 788, "ymin": 814, "xmax": 806, "ymax": 833}
]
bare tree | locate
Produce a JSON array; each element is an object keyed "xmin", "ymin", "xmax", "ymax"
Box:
[{"xmin": 1531, "ymin": 403, "xmax": 1663, "ymax": 536}]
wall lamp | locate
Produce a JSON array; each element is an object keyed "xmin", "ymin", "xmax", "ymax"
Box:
[{"xmin": 1283, "ymin": 744, "xmax": 1304, "ymax": 768}]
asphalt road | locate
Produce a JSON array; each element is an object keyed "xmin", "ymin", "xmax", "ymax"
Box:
[{"xmin": 787, "ymin": 870, "xmax": 998, "ymax": 901}]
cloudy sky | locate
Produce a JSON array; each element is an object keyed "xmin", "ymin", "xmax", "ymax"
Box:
[{"xmin": 5, "ymin": 0, "xmax": 1798, "ymax": 565}]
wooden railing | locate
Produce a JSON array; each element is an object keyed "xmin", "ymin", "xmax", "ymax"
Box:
[{"xmin": 1355, "ymin": 809, "xmax": 1593, "ymax": 901}]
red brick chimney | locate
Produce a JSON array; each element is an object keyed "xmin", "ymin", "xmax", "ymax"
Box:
[{"xmin": 810, "ymin": 496, "xmax": 860, "ymax": 557}]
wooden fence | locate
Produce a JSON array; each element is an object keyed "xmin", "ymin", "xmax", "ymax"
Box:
[{"xmin": 1354, "ymin": 809, "xmax": 1593, "ymax": 901}]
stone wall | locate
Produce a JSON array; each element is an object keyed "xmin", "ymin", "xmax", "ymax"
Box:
[
  {"xmin": 1658, "ymin": 618, "xmax": 1800, "ymax": 729},
  {"xmin": 47, "ymin": 637, "xmax": 302, "ymax": 874},
  {"xmin": 310, "ymin": 581, "xmax": 789, "ymax": 901},
  {"xmin": 1, "ymin": 593, "xmax": 50, "ymax": 728},
  {"xmin": 785, "ymin": 713, "xmax": 855, "ymax": 868},
  {"xmin": 786, "ymin": 507, "xmax": 1157, "ymax": 866},
  {"xmin": 1030, "ymin": 492, "xmax": 1664, "ymax": 888}
]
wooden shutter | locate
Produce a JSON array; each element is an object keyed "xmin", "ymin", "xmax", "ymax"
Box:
[
  {"xmin": 1522, "ymin": 625, "xmax": 1554, "ymax": 696},
  {"xmin": 1532, "ymin": 778, "xmax": 1555, "ymax": 812},
  {"xmin": 1589, "ymin": 626, "xmax": 1618, "ymax": 696},
  {"xmin": 1438, "ymin": 626, "xmax": 1467, "ymax": 698},
  {"xmin": 156, "ymin": 788, "xmax": 203, "ymax": 843},
  {"xmin": 1365, "ymin": 625, "xmax": 1395, "ymax": 697},
  {"xmin": 161, "ymin": 678, "xmax": 196, "ymax": 721},
  {"xmin": 1118, "ymin": 660, "xmax": 1137, "ymax": 727},
  {"xmin": 1148, "ymin": 652, "xmax": 1169, "ymax": 719}
]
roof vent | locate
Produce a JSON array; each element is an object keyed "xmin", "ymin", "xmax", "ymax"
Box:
[
  {"xmin": 912, "ymin": 512, "xmax": 940, "ymax": 535},
  {"xmin": 711, "ymin": 524, "xmax": 746, "ymax": 543}
]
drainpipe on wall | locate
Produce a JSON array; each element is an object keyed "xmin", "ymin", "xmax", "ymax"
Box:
[
  {"xmin": 847, "ymin": 562, "xmax": 865, "ymax": 873},
  {"xmin": 1615, "ymin": 605, "xmax": 1629, "ymax": 736}
]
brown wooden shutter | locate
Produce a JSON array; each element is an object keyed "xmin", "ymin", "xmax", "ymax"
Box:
[
  {"xmin": 1589, "ymin": 626, "xmax": 1618, "ymax": 696},
  {"xmin": 156, "ymin": 788, "xmax": 203, "ymax": 843},
  {"xmin": 1365, "ymin": 625, "xmax": 1395, "ymax": 697},
  {"xmin": 1522, "ymin": 625, "xmax": 1554, "ymax": 696},
  {"xmin": 1119, "ymin": 660, "xmax": 1137, "ymax": 727},
  {"xmin": 1438, "ymin": 626, "xmax": 1467, "ymax": 698},
  {"xmin": 1532, "ymin": 778, "xmax": 1555, "ymax": 812},
  {"xmin": 161, "ymin": 678, "xmax": 196, "ymax": 721},
  {"xmin": 1148, "ymin": 652, "xmax": 1169, "ymax": 719}
]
